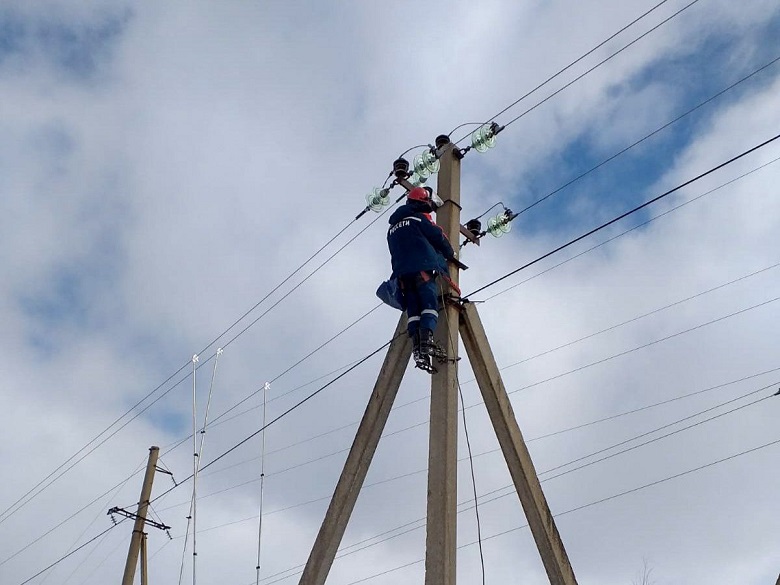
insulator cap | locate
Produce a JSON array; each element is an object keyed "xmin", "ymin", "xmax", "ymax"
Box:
[
  {"xmin": 393, "ymin": 158, "xmax": 410, "ymax": 178},
  {"xmin": 465, "ymin": 218, "xmax": 482, "ymax": 237},
  {"xmin": 435, "ymin": 135, "xmax": 451, "ymax": 148}
]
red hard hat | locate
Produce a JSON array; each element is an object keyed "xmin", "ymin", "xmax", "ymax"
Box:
[{"xmin": 407, "ymin": 187, "xmax": 429, "ymax": 202}]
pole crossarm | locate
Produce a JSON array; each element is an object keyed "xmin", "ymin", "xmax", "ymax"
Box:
[
  {"xmin": 459, "ymin": 301, "xmax": 578, "ymax": 585},
  {"xmin": 298, "ymin": 316, "xmax": 412, "ymax": 585},
  {"xmin": 108, "ymin": 506, "xmax": 171, "ymax": 532}
]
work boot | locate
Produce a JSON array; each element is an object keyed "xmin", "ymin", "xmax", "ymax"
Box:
[
  {"xmin": 412, "ymin": 330, "xmax": 436, "ymax": 373},
  {"xmin": 420, "ymin": 328, "xmax": 447, "ymax": 361},
  {"xmin": 411, "ymin": 331, "xmax": 422, "ymax": 361},
  {"xmin": 419, "ymin": 328, "xmax": 437, "ymax": 356}
]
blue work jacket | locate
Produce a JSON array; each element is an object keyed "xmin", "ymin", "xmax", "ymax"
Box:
[{"xmin": 387, "ymin": 202, "xmax": 455, "ymax": 278}]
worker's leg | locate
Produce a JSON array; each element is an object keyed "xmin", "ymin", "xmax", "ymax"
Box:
[
  {"xmin": 400, "ymin": 275, "xmax": 422, "ymax": 343},
  {"xmin": 416, "ymin": 275, "xmax": 440, "ymax": 355}
]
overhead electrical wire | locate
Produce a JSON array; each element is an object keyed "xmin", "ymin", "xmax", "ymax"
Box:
[
  {"xmin": 444, "ymin": 300, "xmax": 486, "ymax": 585},
  {"xmin": 12, "ymin": 6, "xmax": 777, "ymax": 576},
  {"xmin": 255, "ymin": 381, "xmax": 270, "ymax": 585},
  {"xmin": 156, "ymin": 139, "xmax": 780, "ymax": 480},
  {"xmin": 146, "ymin": 333, "xmax": 403, "ymax": 508},
  {"xmin": 156, "ymin": 263, "xmax": 780, "ymax": 510},
  {"xmin": 252, "ymin": 382, "xmax": 778, "ymax": 585},
  {"xmin": 179, "ymin": 76, "xmax": 780, "ymax": 478},
  {"xmin": 335, "ymin": 433, "xmax": 780, "ymax": 585},
  {"xmin": 159, "ymin": 287, "xmax": 780, "ymax": 537},
  {"xmin": 506, "ymin": 53, "xmax": 780, "ymax": 220},
  {"xmin": 6, "ymin": 0, "xmax": 754, "ymax": 538},
  {"xmin": 459, "ymin": 0, "xmax": 676, "ymax": 134},
  {"xmin": 0, "ymin": 187, "xmax": 399, "ymax": 532},
  {"xmin": 494, "ymin": 0, "xmax": 702, "ymax": 133},
  {"xmin": 0, "ymin": 457, "xmax": 148, "ymax": 569},
  {"xmin": 189, "ymin": 30, "xmax": 780, "ymax": 584},
  {"xmin": 166, "ymin": 364, "xmax": 780, "ymax": 537},
  {"xmin": 56, "ymin": 154, "xmax": 772, "ymax": 572},
  {"xmin": 15, "ymin": 521, "xmax": 124, "ymax": 585},
  {"xmin": 155, "ymin": 283, "xmax": 780, "ymax": 515},
  {"xmin": 6, "ymin": 0, "xmax": 759, "ymax": 545},
  {"xmin": 465, "ymin": 131, "xmax": 780, "ymax": 298},
  {"xmin": 59, "ymin": 526, "xmax": 116, "ymax": 585},
  {"xmin": 483, "ymin": 157, "xmax": 780, "ymax": 302}
]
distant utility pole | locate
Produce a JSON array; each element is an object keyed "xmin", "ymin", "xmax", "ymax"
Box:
[
  {"xmin": 115, "ymin": 446, "xmax": 163, "ymax": 585},
  {"xmin": 297, "ymin": 136, "xmax": 578, "ymax": 585}
]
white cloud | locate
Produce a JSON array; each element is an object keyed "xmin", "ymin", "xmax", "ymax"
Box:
[{"xmin": 1, "ymin": 1, "xmax": 779, "ymax": 584}]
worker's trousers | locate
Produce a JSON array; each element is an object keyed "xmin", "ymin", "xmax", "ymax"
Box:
[{"xmin": 399, "ymin": 271, "xmax": 439, "ymax": 337}]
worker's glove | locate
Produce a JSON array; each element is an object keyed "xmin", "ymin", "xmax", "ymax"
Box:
[{"xmin": 449, "ymin": 258, "xmax": 469, "ymax": 271}]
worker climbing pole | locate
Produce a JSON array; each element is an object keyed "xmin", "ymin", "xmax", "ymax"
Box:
[{"xmin": 384, "ymin": 183, "xmax": 467, "ymax": 373}]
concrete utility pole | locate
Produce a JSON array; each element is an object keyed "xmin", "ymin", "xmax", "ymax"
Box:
[
  {"xmin": 298, "ymin": 317, "xmax": 412, "ymax": 585},
  {"xmin": 297, "ymin": 135, "xmax": 578, "ymax": 585},
  {"xmin": 425, "ymin": 142, "xmax": 462, "ymax": 585},
  {"xmin": 140, "ymin": 532, "xmax": 149, "ymax": 585},
  {"xmin": 121, "ymin": 446, "xmax": 159, "ymax": 585}
]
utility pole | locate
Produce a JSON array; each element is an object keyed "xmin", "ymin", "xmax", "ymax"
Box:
[
  {"xmin": 425, "ymin": 141, "xmax": 462, "ymax": 585},
  {"xmin": 140, "ymin": 532, "xmax": 149, "ymax": 585},
  {"xmin": 297, "ymin": 134, "xmax": 578, "ymax": 585},
  {"xmin": 121, "ymin": 446, "xmax": 159, "ymax": 585}
]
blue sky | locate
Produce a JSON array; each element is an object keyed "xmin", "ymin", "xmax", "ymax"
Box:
[{"xmin": 1, "ymin": 1, "xmax": 780, "ymax": 585}]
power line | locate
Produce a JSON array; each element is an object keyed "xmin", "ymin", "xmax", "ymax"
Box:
[
  {"xmin": 465, "ymin": 131, "xmax": 780, "ymax": 298},
  {"xmin": 15, "ymin": 522, "xmax": 123, "ymax": 585},
  {"xmin": 340, "ymin": 433, "xmax": 780, "ymax": 585},
  {"xmin": 162, "ymin": 288, "xmax": 780, "ymax": 507},
  {"xmin": 148, "ymin": 334, "xmax": 401, "ymax": 507},
  {"xmin": 190, "ymin": 371, "xmax": 779, "ymax": 585},
  {"xmin": 156, "ymin": 276, "xmax": 780, "ymax": 514},
  {"xmin": 13, "ymin": 7, "xmax": 776, "ymax": 573},
  {"xmin": 496, "ymin": 295, "xmax": 780, "ymax": 401},
  {"xmin": 111, "ymin": 4, "xmax": 748, "ymax": 501},
  {"xmin": 0, "ymin": 459, "xmax": 145, "ymax": 568},
  {"xmin": 167, "ymin": 156, "xmax": 780, "ymax": 487},
  {"xmin": 470, "ymin": 0, "xmax": 675, "ymax": 127},
  {"xmin": 1, "ymin": 198, "xmax": 397, "ymax": 530},
  {"xmin": 506, "ymin": 53, "xmax": 780, "ymax": 219},
  {"xmin": 497, "ymin": 0, "xmax": 702, "ymax": 131},
  {"xmin": 483, "ymin": 157, "xmax": 780, "ymax": 302},
  {"xmin": 21, "ymin": 10, "xmax": 769, "ymax": 543},
  {"xmin": 330, "ymin": 394, "xmax": 780, "ymax": 585}
]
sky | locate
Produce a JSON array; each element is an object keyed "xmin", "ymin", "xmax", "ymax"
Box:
[{"xmin": 1, "ymin": 1, "xmax": 779, "ymax": 584}]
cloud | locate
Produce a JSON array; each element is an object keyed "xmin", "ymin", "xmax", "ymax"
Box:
[{"xmin": 1, "ymin": 1, "xmax": 779, "ymax": 585}]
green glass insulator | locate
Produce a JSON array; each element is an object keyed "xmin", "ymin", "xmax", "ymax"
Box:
[
  {"xmin": 422, "ymin": 149, "xmax": 440, "ymax": 174},
  {"xmin": 472, "ymin": 125, "xmax": 497, "ymax": 153},
  {"xmin": 413, "ymin": 154, "xmax": 431, "ymax": 178},
  {"xmin": 487, "ymin": 213, "xmax": 511, "ymax": 237},
  {"xmin": 366, "ymin": 187, "xmax": 390, "ymax": 212},
  {"xmin": 410, "ymin": 173, "xmax": 428, "ymax": 187}
]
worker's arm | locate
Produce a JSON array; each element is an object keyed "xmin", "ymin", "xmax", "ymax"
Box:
[{"xmin": 420, "ymin": 216, "xmax": 468, "ymax": 270}]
